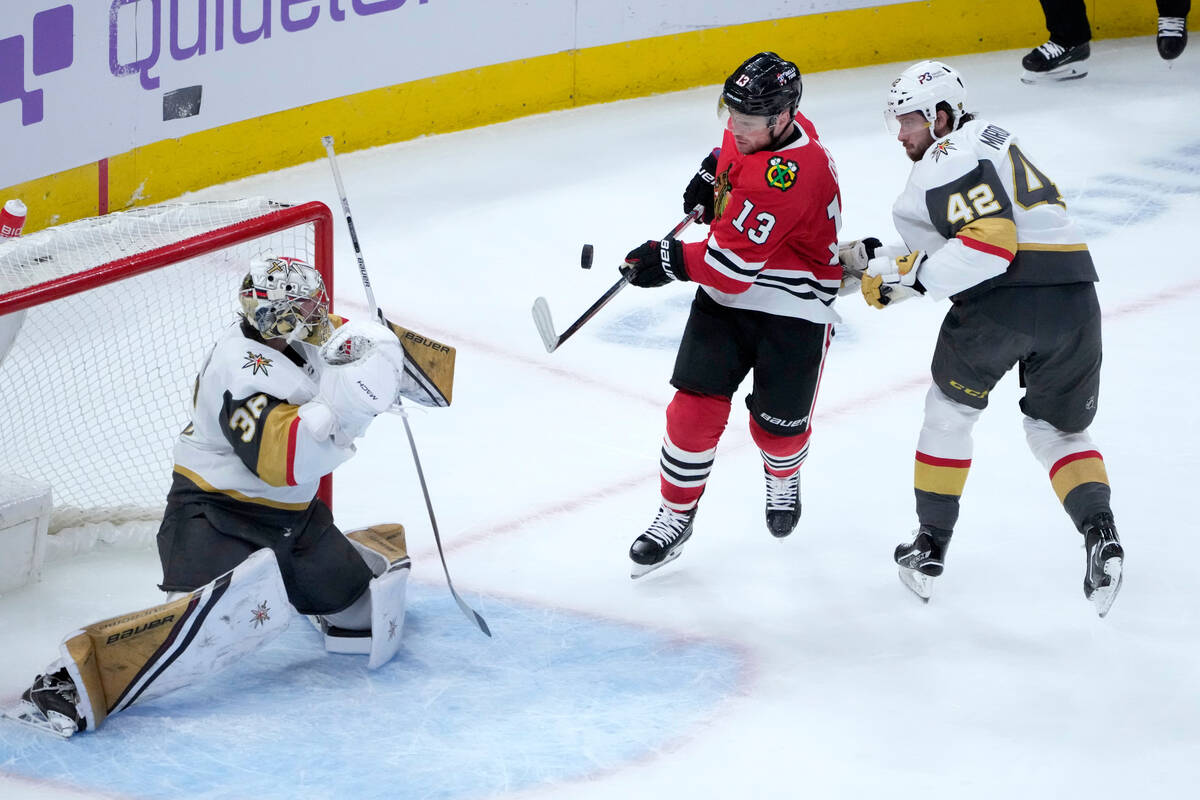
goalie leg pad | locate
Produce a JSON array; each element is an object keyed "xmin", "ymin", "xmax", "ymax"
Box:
[
  {"xmin": 57, "ymin": 548, "xmax": 290, "ymax": 732},
  {"xmin": 316, "ymin": 525, "xmax": 411, "ymax": 669}
]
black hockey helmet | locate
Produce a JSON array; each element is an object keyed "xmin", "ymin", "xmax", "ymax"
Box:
[{"xmin": 721, "ymin": 52, "xmax": 802, "ymax": 118}]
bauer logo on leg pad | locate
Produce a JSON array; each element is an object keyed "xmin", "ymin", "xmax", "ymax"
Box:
[{"xmin": 54, "ymin": 549, "xmax": 291, "ymax": 733}]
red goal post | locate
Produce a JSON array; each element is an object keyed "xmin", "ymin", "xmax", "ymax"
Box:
[{"xmin": 0, "ymin": 198, "xmax": 335, "ymax": 534}]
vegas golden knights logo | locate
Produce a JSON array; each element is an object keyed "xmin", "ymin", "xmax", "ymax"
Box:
[
  {"xmin": 714, "ymin": 167, "xmax": 733, "ymax": 220},
  {"xmin": 242, "ymin": 351, "xmax": 273, "ymax": 376}
]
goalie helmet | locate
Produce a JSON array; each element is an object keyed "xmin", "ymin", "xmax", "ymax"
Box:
[
  {"xmin": 720, "ymin": 52, "xmax": 802, "ymax": 119},
  {"xmin": 885, "ymin": 60, "xmax": 967, "ymax": 134},
  {"xmin": 239, "ymin": 255, "xmax": 331, "ymax": 344}
]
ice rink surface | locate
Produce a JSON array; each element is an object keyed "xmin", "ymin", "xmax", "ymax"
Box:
[{"xmin": 2, "ymin": 37, "xmax": 1199, "ymax": 799}]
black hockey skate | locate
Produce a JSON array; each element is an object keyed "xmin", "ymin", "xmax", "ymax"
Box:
[
  {"xmin": 630, "ymin": 505, "xmax": 696, "ymax": 578},
  {"xmin": 1020, "ymin": 41, "xmax": 1089, "ymax": 84},
  {"xmin": 1158, "ymin": 17, "xmax": 1188, "ymax": 60},
  {"xmin": 763, "ymin": 468, "xmax": 801, "ymax": 538},
  {"xmin": 2, "ymin": 668, "xmax": 85, "ymax": 738},
  {"xmin": 1082, "ymin": 512, "xmax": 1123, "ymax": 618},
  {"xmin": 894, "ymin": 525, "xmax": 953, "ymax": 602}
]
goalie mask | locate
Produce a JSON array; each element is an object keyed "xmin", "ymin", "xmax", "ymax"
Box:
[{"xmin": 239, "ymin": 256, "xmax": 331, "ymax": 344}]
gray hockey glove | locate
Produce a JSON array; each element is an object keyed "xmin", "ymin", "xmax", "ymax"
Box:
[
  {"xmin": 836, "ymin": 237, "xmax": 881, "ymax": 296},
  {"xmin": 862, "ymin": 250, "xmax": 926, "ymax": 309},
  {"xmin": 620, "ymin": 239, "xmax": 689, "ymax": 287}
]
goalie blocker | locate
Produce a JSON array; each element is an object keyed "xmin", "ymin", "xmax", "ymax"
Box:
[{"xmin": 4, "ymin": 525, "xmax": 411, "ymax": 738}]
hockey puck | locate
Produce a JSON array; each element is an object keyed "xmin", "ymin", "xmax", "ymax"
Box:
[{"xmin": 580, "ymin": 244, "xmax": 594, "ymax": 269}]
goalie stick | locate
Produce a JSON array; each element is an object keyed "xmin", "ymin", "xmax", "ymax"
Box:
[
  {"xmin": 321, "ymin": 136, "xmax": 491, "ymax": 638},
  {"xmin": 531, "ymin": 206, "xmax": 703, "ymax": 353}
]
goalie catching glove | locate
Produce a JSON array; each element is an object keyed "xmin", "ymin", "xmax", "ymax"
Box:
[
  {"xmin": 621, "ymin": 239, "xmax": 689, "ymax": 288},
  {"xmin": 861, "ymin": 249, "xmax": 927, "ymax": 309},
  {"xmin": 299, "ymin": 320, "xmax": 404, "ymax": 446}
]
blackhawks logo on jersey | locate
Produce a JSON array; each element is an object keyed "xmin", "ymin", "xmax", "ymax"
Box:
[
  {"xmin": 931, "ymin": 139, "xmax": 957, "ymax": 162},
  {"xmin": 765, "ymin": 157, "xmax": 799, "ymax": 191},
  {"xmin": 242, "ymin": 351, "xmax": 273, "ymax": 376},
  {"xmin": 714, "ymin": 166, "xmax": 733, "ymax": 220}
]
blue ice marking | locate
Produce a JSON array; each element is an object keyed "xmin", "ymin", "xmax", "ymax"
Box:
[
  {"xmin": 1068, "ymin": 139, "xmax": 1200, "ymax": 238},
  {"xmin": 0, "ymin": 585, "xmax": 744, "ymax": 800},
  {"xmin": 597, "ymin": 291, "xmax": 692, "ymax": 350}
]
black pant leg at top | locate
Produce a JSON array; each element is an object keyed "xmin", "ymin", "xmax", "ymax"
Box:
[
  {"xmin": 156, "ymin": 474, "xmax": 372, "ymax": 615},
  {"xmin": 1039, "ymin": 0, "xmax": 1092, "ymax": 46},
  {"xmin": 670, "ymin": 289, "xmax": 829, "ymax": 436}
]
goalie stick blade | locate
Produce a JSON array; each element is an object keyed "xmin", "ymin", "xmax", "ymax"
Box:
[
  {"xmin": 454, "ymin": 595, "xmax": 492, "ymax": 637},
  {"xmin": 531, "ymin": 297, "xmax": 560, "ymax": 352},
  {"xmin": 897, "ymin": 566, "xmax": 933, "ymax": 602},
  {"xmin": 1, "ymin": 703, "xmax": 76, "ymax": 739}
]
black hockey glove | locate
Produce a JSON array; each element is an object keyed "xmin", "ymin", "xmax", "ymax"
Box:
[
  {"xmin": 621, "ymin": 239, "xmax": 689, "ymax": 288},
  {"xmin": 682, "ymin": 148, "xmax": 720, "ymax": 224}
]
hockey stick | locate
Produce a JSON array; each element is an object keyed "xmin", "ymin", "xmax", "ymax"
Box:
[
  {"xmin": 321, "ymin": 136, "xmax": 491, "ymax": 638},
  {"xmin": 531, "ymin": 206, "xmax": 703, "ymax": 353}
]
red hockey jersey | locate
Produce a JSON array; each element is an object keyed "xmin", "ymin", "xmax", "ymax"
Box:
[{"xmin": 682, "ymin": 113, "xmax": 843, "ymax": 323}]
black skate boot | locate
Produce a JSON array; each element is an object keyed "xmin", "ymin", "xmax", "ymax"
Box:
[
  {"xmin": 894, "ymin": 525, "xmax": 953, "ymax": 601},
  {"xmin": 763, "ymin": 468, "xmax": 801, "ymax": 538},
  {"xmin": 629, "ymin": 505, "xmax": 696, "ymax": 579},
  {"xmin": 1082, "ymin": 512, "xmax": 1123, "ymax": 618},
  {"xmin": 1158, "ymin": 17, "xmax": 1188, "ymax": 60},
  {"xmin": 8, "ymin": 668, "xmax": 86, "ymax": 737},
  {"xmin": 1020, "ymin": 40, "xmax": 1089, "ymax": 84}
]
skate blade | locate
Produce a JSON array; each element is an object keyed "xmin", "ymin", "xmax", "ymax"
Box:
[
  {"xmin": 1090, "ymin": 556, "xmax": 1124, "ymax": 618},
  {"xmin": 1, "ymin": 703, "xmax": 75, "ymax": 739},
  {"xmin": 630, "ymin": 547, "xmax": 684, "ymax": 579},
  {"xmin": 898, "ymin": 567, "xmax": 934, "ymax": 602},
  {"xmin": 1020, "ymin": 66, "xmax": 1088, "ymax": 84}
]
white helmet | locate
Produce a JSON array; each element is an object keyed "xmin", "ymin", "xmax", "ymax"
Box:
[
  {"xmin": 239, "ymin": 255, "xmax": 331, "ymax": 344},
  {"xmin": 885, "ymin": 60, "xmax": 967, "ymax": 134}
]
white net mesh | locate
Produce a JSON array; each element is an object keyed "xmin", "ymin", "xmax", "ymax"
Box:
[{"xmin": 0, "ymin": 198, "xmax": 327, "ymax": 533}]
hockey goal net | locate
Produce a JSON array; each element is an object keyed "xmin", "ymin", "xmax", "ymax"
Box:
[{"xmin": 0, "ymin": 198, "xmax": 334, "ymax": 539}]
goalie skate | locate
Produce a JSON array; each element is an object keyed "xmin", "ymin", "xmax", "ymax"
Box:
[
  {"xmin": 1, "ymin": 670, "xmax": 85, "ymax": 738},
  {"xmin": 2, "ymin": 700, "xmax": 76, "ymax": 739}
]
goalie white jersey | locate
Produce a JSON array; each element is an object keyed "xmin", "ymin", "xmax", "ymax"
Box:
[
  {"xmin": 892, "ymin": 117, "xmax": 1097, "ymax": 301},
  {"xmin": 172, "ymin": 320, "xmax": 356, "ymax": 509},
  {"xmin": 172, "ymin": 313, "xmax": 457, "ymax": 510}
]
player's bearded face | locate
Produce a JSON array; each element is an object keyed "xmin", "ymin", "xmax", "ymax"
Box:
[
  {"xmin": 895, "ymin": 112, "xmax": 934, "ymax": 162},
  {"xmin": 725, "ymin": 110, "xmax": 781, "ymax": 155}
]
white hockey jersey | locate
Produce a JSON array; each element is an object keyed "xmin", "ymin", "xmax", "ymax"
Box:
[
  {"xmin": 892, "ymin": 118, "xmax": 1097, "ymax": 301},
  {"xmin": 172, "ymin": 320, "xmax": 355, "ymax": 510}
]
